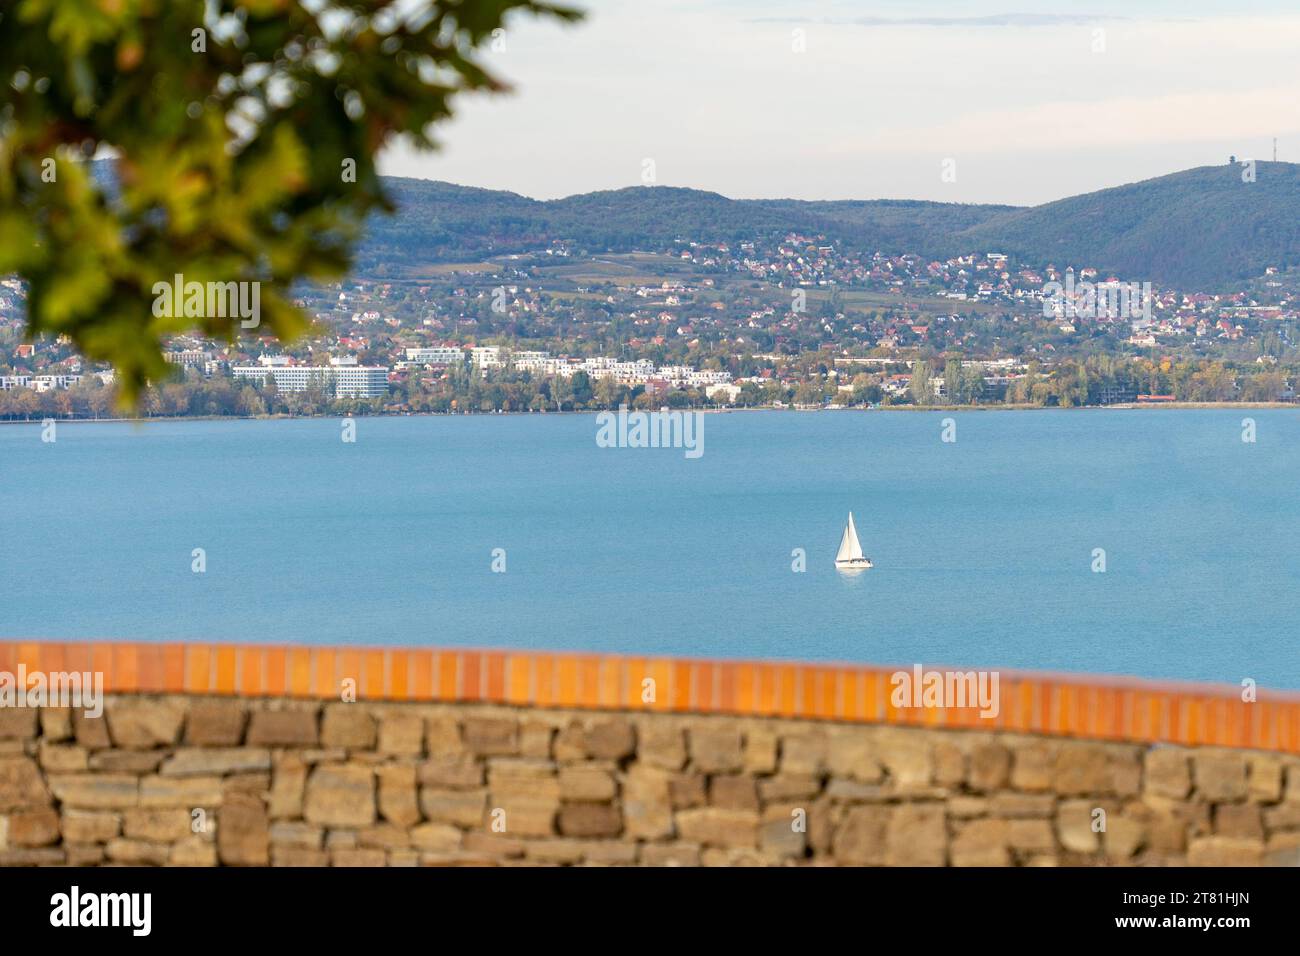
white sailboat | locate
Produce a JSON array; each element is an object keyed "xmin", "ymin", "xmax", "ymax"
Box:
[{"xmin": 834, "ymin": 512, "xmax": 873, "ymax": 570}]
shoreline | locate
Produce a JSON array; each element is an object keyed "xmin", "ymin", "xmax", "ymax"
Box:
[{"xmin": 1, "ymin": 400, "xmax": 1297, "ymax": 425}]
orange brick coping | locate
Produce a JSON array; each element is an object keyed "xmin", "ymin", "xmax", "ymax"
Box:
[{"xmin": 2, "ymin": 640, "xmax": 1299, "ymax": 753}]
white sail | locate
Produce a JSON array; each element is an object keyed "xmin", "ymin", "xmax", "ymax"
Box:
[{"xmin": 836, "ymin": 512, "xmax": 864, "ymax": 563}]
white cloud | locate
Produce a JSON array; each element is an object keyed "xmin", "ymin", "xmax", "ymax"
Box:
[
  {"xmin": 379, "ymin": 3, "xmax": 1300, "ymax": 203},
  {"xmin": 858, "ymin": 88, "xmax": 1300, "ymax": 156}
]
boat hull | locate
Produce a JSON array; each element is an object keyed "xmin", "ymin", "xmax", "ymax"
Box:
[{"xmin": 835, "ymin": 558, "xmax": 873, "ymax": 570}]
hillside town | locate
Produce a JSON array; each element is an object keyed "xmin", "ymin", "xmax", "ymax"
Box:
[{"xmin": 2, "ymin": 235, "xmax": 1299, "ymax": 418}]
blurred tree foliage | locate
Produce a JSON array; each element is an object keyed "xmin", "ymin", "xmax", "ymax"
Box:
[{"xmin": 0, "ymin": 0, "xmax": 580, "ymax": 404}]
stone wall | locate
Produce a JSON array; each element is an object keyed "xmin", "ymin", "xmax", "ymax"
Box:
[{"xmin": 3, "ymin": 695, "xmax": 1299, "ymax": 866}]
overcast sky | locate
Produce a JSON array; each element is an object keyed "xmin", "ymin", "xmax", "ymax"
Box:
[{"xmin": 379, "ymin": 0, "xmax": 1300, "ymax": 206}]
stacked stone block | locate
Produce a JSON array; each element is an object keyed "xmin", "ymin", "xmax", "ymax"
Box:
[{"xmin": 2, "ymin": 697, "xmax": 1299, "ymax": 865}]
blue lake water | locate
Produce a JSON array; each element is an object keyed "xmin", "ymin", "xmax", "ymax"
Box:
[{"xmin": 2, "ymin": 410, "xmax": 1298, "ymax": 687}]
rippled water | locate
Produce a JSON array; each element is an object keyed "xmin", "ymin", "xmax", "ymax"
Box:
[{"xmin": 2, "ymin": 409, "xmax": 1297, "ymax": 687}]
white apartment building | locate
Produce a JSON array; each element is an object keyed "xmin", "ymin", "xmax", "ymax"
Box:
[
  {"xmin": 706, "ymin": 383, "xmax": 742, "ymax": 402},
  {"xmin": 330, "ymin": 357, "xmax": 389, "ymax": 398},
  {"xmin": 164, "ymin": 350, "xmax": 211, "ymax": 368},
  {"xmin": 684, "ymin": 369, "xmax": 733, "ymax": 387},
  {"xmin": 656, "ymin": 365, "xmax": 694, "ymax": 385},
  {"xmin": 511, "ymin": 350, "xmax": 552, "ymax": 372},
  {"xmin": 616, "ymin": 360, "xmax": 657, "ymax": 384},
  {"xmin": 405, "ymin": 347, "xmax": 465, "ymax": 365},
  {"xmin": 27, "ymin": 374, "xmax": 84, "ymax": 392},
  {"xmin": 535, "ymin": 357, "xmax": 578, "ymax": 377},
  {"xmin": 576, "ymin": 358, "xmax": 655, "ymax": 385},
  {"xmin": 231, "ymin": 357, "xmax": 389, "ymax": 399},
  {"xmin": 232, "ymin": 364, "xmax": 333, "ymax": 391}
]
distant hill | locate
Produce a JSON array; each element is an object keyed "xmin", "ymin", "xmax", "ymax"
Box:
[
  {"xmin": 85, "ymin": 159, "xmax": 1300, "ymax": 288},
  {"xmin": 357, "ymin": 180, "xmax": 1012, "ymax": 272},
  {"xmin": 358, "ymin": 163, "xmax": 1300, "ymax": 288},
  {"xmin": 951, "ymin": 163, "xmax": 1300, "ymax": 288}
]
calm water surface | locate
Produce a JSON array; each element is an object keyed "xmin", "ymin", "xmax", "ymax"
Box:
[{"xmin": 2, "ymin": 410, "xmax": 1297, "ymax": 687}]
